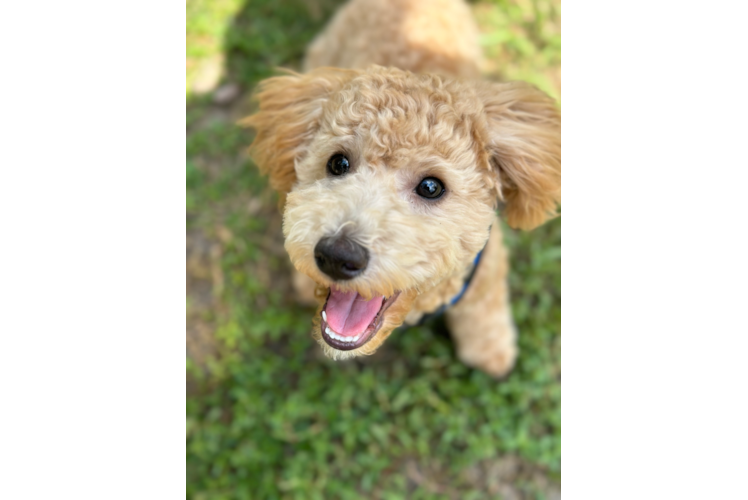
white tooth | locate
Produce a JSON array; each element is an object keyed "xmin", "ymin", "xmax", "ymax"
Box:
[
  {"xmin": 353, "ymin": 335, "xmax": 360, "ymax": 341},
  {"xmin": 325, "ymin": 326, "xmax": 332, "ymax": 336},
  {"xmin": 321, "ymin": 310, "xmax": 327, "ymax": 322}
]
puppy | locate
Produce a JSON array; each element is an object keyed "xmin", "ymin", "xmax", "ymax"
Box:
[{"xmin": 242, "ymin": 0, "xmax": 560, "ymax": 377}]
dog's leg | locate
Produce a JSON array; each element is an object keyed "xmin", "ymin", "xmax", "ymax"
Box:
[{"xmin": 445, "ymin": 221, "xmax": 517, "ymax": 378}]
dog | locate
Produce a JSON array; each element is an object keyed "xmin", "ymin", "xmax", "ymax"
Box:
[{"xmin": 242, "ymin": 0, "xmax": 560, "ymax": 377}]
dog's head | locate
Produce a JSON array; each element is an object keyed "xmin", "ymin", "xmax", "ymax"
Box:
[{"xmin": 243, "ymin": 66, "xmax": 560, "ymax": 358}]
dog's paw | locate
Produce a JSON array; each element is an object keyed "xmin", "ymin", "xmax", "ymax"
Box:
[
  {"xmin": 478, "ymin": 349, "xmax": 517, "ymax": 379},
  {"xmin": 458, "ymin": 342, "xmax": 517, "ymax": 379}
]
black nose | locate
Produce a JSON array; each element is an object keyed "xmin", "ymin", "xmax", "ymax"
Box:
[{"xmin": 314, "ymin": 236, "xmax": 369, "ymax": 281}]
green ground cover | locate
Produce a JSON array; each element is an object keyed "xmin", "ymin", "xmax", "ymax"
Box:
[{"xmin": 187, "ymin": 1, "xmax": 561, "ymax": 498}]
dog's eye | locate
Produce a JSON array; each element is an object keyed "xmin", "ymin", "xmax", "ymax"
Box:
[
  {"xmin": 416, "ymin": 177, "xmax": 445, "ymax": 199},
  {"xmin": 327, "ymin": 154, "xmax": 350, "ymax": 176}
]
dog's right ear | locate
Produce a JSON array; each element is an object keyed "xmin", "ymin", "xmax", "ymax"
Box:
[{"xmin": 241, "ymin": 68, "xmax": 357, "ymax": 195}]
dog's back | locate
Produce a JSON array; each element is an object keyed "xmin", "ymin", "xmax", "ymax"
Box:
[{"xmin": 304, "ymin": 0, "xmax": 482, "ymax": 78}]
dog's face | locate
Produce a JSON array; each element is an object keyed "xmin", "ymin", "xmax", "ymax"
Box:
[{"xmin": 244, "ymin": 66, "xmax": 560, "ymax": 358}]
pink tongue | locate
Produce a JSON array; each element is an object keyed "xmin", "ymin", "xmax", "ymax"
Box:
[{"xmin": 325, "ymin": 287, "xmax": 384, "ymax": 336}]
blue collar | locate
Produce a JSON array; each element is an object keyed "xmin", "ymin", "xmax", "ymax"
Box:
[
  {"xmin": 415, "ymin": 244, "xmax": 486, "ymax": 326},
  {"xmin": 448, "ymin": 248, "xmax": 484, "ymax": 306}
]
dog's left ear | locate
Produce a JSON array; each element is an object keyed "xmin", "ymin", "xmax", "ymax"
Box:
[
  {"xmin": 476, "ymin": 81, "xmax": 561, "ymax": 230},
  {"xmin": 241, "ymin": 67, "xmax": 358, "ymax": 195}
]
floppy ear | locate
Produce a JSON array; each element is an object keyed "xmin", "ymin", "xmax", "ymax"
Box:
[
  {"xmin": 241, "ymin": 67, "xmax": 357, "ymax": 194},
  {"xmin": 477, "ymin": 81, "xmax": 561, "ymax": 230}
]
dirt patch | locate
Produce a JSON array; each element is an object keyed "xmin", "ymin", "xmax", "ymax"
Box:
[
  {"xmin": 461, "ymin": 455, "xmax": 560, "ymax": 500},
  {"xmin": 186, "ymin": 229, "xmax": 224, "ymax": 372},
  {"xmin": 394, "ymin": 455, "xmax": 560, "ymax": 499}
]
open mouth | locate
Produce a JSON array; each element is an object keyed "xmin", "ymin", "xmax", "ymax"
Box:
[{"xmin": 320, "ymin": 286, "xmax": 400, "ymax": 351}]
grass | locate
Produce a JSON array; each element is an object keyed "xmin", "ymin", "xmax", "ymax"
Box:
[{"xmin": 187, "ymin": 1, "xmax": 561, "ymax": 498}]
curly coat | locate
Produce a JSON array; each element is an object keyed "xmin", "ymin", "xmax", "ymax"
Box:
[{"xmin": 242, "ymin": 0, "xmax": 560, "ymax": 377}]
